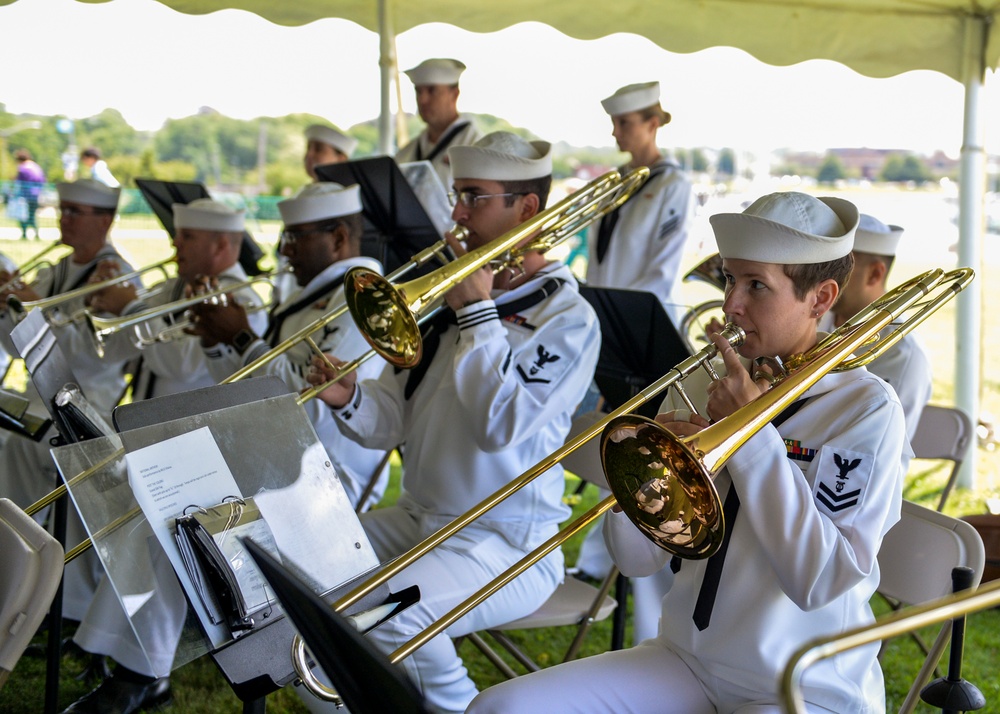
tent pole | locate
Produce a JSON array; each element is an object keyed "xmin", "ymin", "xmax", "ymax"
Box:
[
  {"xmin": 377, "ymin": 0, "xmax": 396, "ymax": 155},
  {"xmin": 956, "ymin": 14, "xmax": 987, "ymax": 491}
]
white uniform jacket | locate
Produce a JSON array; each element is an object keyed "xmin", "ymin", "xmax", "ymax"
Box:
[
  {"xmin": 585, "ymin": 158, "xmax": 694, "ymax": 308},
  {"xmin": 205, "ymin": 257, "xmax": 386, "ymax": 508},
  {"xmin": 820, "ymin": 314, "xmax": 931, "ymax": 442},
  {"xmin": 0, "ymin": 244, "xmax": 134, "ymax": 414},
  {"xmin": 332, "ymin": 262, "xmax": 600, "ymax": 550},
  {"xmin": 395, "ymin": 115, "xmax": 481, "ymax": 191},
  {"xmin": 98, "ymin": 264, "xmax": 266, "ymax": 400},
  {"xmin": 605, "ymin": 362, "xmax": 907, "ymax": 713}
]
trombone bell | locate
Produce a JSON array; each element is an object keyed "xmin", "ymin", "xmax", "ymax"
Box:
[
  {"xmin": 343, "ymin": 269, "xmax": 422, "ymax": 369},
  {"xmin": 601, "ymin": 414, "xmax": 724, "ymax": 559}
]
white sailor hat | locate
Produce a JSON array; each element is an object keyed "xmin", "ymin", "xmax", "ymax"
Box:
[
  {"xmin": 601, "ymin": 81, "xmax": 670, "ymax": 123},
  {"xmin": 173, "ymin": 198, "xmax": 245, "ymax": 233},
  {"xmin": 304, "ymin": 124, "xmax": 358, "ymax": 158},
  {"xmin": 56, "ymin": 178, "xmax": 120, "ymax": 210},
  {"xmin": 449, "ymin": 132, "xmax": 552, "ymax": 182},
  {"xmin": 710, "ymin": 192, "xmax": 859, "ymax": 265},
  {"xmin": 278, "ymin": 182, "xmax": 362, "ymax": 226},
  {"xmin": 853, "ymin": 214, "xmax": 904, "ymax": 256},
  {"xmin": 404, "ymin": 58, "xmax": 466, "ymax": 86}
]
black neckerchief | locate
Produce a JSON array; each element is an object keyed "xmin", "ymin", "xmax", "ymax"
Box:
[
  {"xmin": 401, "ymin": 277, "xmax": 564, "ymax": 400},
  {"xmin": 416, "ymin": 121, "xmax": 470, "ymax": 163},
  {"xmin": 264, "ymin": 272, "xmax": 348, "ymax": 347},
  {"xmin": 594, "ymin": 161, "xmax": 670, "ymax": 264},
  {"xmin": 669, "ymin": 396, "xmax": 812, "ymax": 631}
]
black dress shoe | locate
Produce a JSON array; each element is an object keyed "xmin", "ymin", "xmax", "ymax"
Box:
[{"xmin": 61, "ymin": 675, "xmax": 171, "ymax": 714}]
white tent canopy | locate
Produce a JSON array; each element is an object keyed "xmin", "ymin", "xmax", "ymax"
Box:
[{"xmin": 4, "ymin": 0, "xmax": 994, "ymax": 488}]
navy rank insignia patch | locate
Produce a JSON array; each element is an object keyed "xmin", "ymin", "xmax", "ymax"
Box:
[
  {"xmin": 814, "ymin": 448, "xmax": 871, "ymax": 515},
  {"xmin": 516, "ymin": 344, "xmax": 561, "ymax": 384},
  {"xmin": 784, "ymin": 439, "xmax": 816, "ymax": 462}
]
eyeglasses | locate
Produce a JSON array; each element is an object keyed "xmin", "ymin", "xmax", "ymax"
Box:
[
  {"xmin": 59, "ymin": 206, "xmax": 103, "ymax": 218},
  {"xmin": 280, "ymin": 226, "xmax": 334, "ymax": 245},
  {"xmin": 447, "ymin": 190, "xmax": 524, "ymax": 209}
]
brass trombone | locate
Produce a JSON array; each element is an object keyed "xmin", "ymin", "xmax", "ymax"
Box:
[
  {"xmin": 224, "ymin": 167, "xmax": 650, "ymax": 403},
  {"xmin": 781, "ymin": 578, "xmax": 1000, "ymax": 713},
  {"xmin": 7, "ymin": 257, "xmax": 175, "ymax": 327},
  {"xmin": 289, "ymin": 266, "xmax": 973, "ymax": 700},
  {"xmin": 600, "ymin": 266, "xmax": 976, "ymax": 559}
]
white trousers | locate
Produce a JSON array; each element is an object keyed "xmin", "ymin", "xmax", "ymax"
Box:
[
  {"xmin": 298, "ymin": 505, "xmax": 563, "ymax": 714},
  {"xmin": 467, "ymin": 639, "xmax": 838, "ymax": 714}
]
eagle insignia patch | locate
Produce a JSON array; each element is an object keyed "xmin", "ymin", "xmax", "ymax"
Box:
[{"xmin": 814, "ymin": 448, "xmax": 871, "ymax": 515}]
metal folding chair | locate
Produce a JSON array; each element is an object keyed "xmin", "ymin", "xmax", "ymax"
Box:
[{"xmin": 908, "ymin": 405, "xmax": 973, "ymax": 512}]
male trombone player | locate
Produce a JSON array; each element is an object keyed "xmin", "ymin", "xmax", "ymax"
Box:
[{"xmin": 306, "ymin": 132, "xmax": 601, "ymax": 713}]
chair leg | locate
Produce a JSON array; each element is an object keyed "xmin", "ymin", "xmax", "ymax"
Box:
[
  {"xmin": 611, "ymin": 573, "xmax": 630, "ymax": 650},
  {"xmin": 460, "ymin": 632, "xmax": 520, "ymax": 680},
  {"xmin": 486, "ymin": 631, "xmax": 541, "ymax": 674},
  {"xmin": 936, "ymin": 464, "xmax": 962, "ymax": 512},
  {"xmin": 564, "ymin": 566, "xmax": 620, "ymax": 662}
]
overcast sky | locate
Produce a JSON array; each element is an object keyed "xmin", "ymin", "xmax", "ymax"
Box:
[{"xmin": 2, "ymin": 0, "xmax": 997, "ymax": 157}]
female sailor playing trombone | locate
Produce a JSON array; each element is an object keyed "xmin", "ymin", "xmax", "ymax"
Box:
[{"xmin": 470, "ymin": 192, "xmax": 908, "ymax": 714}]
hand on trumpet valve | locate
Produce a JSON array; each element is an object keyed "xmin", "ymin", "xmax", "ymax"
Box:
[
  {"xmin": 86, "ymin": 280, "xmax": 137, "ymax": 316},
  {"xmin": 0, "ymin": 270, "xmax": 38, "ymax": 303},
  {"xmin": 306, "ymin": 354, "xmax": 356, "ymax": 409},
  {"xmin": 184, "ymin": 297, "xmax": 249, "ymax": 347},
  {"xmin": 703, "ymin": 332, "xmax": 771, "ymax": 422}
]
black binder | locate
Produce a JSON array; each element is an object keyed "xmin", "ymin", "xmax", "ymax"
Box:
[
  {"xmin": 134, "ymin": 178, "xmax": 264, "ymax": 276},
  {"xmin": 580, "ymin": 286, "xmax": 691, "ymax": 419},
  {"xmin": 315, "ymin": 157, "xmax": 445, "ymax": 279}
]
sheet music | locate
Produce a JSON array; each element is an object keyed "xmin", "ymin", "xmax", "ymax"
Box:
[{"xmin": 127, "ymin": 425, "xmax": 242, "ymax": 647}]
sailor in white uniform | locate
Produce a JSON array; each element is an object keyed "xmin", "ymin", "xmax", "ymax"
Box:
[
  {"xmin": 61, "ymin": 199, "xmax": 267, "ymax": 714},
  {"xmin": 304, "ymin": 123, "xmax": 358, "ymax": 182},
  {"xmin": 469, "ymin": 192, "xmax": 907, "ymax": 714},
  {"xmin": 0, "ymin": 178, "xmax": 132, "ymax": 622},
  {"xmin": 584, "ymin": 81, "xmax": 694, "ymax": 310},
  {"xmin": 395, "ymin": 58, "xmax": 482, "ymax": 190},
  {"xmin": 193, "ymin": 182, "xmax": 389, "ymax": 510},
  {"xmin": 307, "ymin": 132, "xmax": 601, "ymax": 714},
  {"xmin": 575, "ymin": 81, "xmax": 695, "ymax": 585},
  {"xmin": 819, "ymin": 214, "xmax": 931, "ymax": 441},
  {"xmin": 91, "ymin": 199, "xmax": 267, "ymax": 399}
]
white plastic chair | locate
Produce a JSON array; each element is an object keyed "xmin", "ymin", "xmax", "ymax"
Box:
[
  {"xmin": 459, "ymin": 410, "xmax": 620, "ymax": 677},
  {"xmin": 0, "ymin": 498, "xmax": 64, "ymax": 690},
  {"xmin": 908, "ymin": 405, "xmax": 973, "ymax": 512},
  {"xmin": 877, "ymin": 499, "xmax": 985, "ymax": 714}
]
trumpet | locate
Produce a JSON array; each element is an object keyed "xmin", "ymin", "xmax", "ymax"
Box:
[
  {"xmin": 0, "ymin": 242, "xmax": 74, "ymax": 295},
  {"xmin": 84, "ymin": 268, "xmax": 288, "ymax": 358},
  {"xmin": 7, "ymin": 257, "xmax": 175, "ymax": 327},
  {"xmin": 291, "ymin": 265, "xmax": 974, "ymax": 700}
]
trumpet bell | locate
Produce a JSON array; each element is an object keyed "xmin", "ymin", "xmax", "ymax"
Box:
[
  {"xmin": 343, "ymin": 268, "xmax": 423, "ymax": 369},
  {"xmin": 601, "ymin": 414, "xmax": 724, "ymax": 559}
]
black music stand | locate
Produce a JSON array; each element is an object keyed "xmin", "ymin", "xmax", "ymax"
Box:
[
  {"xmin": 580, "ymin": 286, "xmax": 691, "ymax": 419},
  {"xmin": 243, "ymin": 538, "xmax": 429, "ymax": 714},
  {"xmin": 134, "ymin": 178, "xmax": 264, "ymax": 276},
  {"xmin": 10, "ymin": 309, "xmax": 109, "ymax": 714},
  {"xmin": 315, "ymin": 157, "xmax": 445, "ymax": 278}
]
